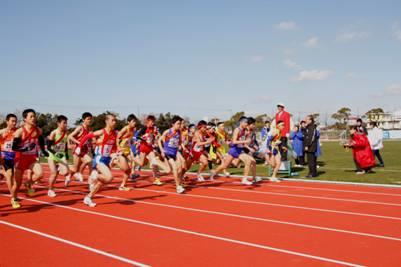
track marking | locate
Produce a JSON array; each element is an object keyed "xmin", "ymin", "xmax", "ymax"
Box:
[
  {"xmin": 134, "ymin": 188, "xmax": 401, "ymax": 222},
  {"xmin": 262, "ymin": 184, "xmax": 401, "ymax": 197},
  {"xmin": 0, "ymin": 220, "xmax": 151, "ymax": 267},
  {"xmin": 38, "ymin": 188, "xmax": 401, "ymax": 243},
  {"xmin": 0, "ymin": 195, "xmax": 364, "ymax": 267},
  {"xmin": 205, "ymin": 187, "xmax": 401, "ymax": 207}
]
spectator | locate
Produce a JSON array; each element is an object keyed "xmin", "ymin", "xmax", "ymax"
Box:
[
  {"xmin": 303, "ymin": 115, "xmax": 318, "ymax": 178},
  {"xmin": 289, "ymin": 125, "xmax": 304, "ymax": 167},
  {"xmin": 345, "ymin": 127, "xmax": 375, "ymax": 175},
  {"xmin": 356, "ymin": 118, "xmax": 368, "ymax": 135},
  {"xmin": 299, "ymin": 120, "xmax": 307, "ymax": 165},
  {"xmin": 272, "ymin": 103, "xmax": 293, "ymax": 161},
  {"xmin": 368, "ymin": 121, "xmax": 385, "ymax": 167}
]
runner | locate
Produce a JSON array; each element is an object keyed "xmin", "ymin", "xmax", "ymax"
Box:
[
  {"xmin": 210, "ymin": 117, "xmax": 258, "ymax": 185},
  {"xmin": 12, "ymin": 109, "xmax": 49, "ymax": 206},
  {"xmin": 68, "ymin": 112, "xmax": 93, "ymax": 184},
  {"xmin": 0, "ymin": 114, "xmax": 19, "ymax": 208},
  {"xmin": 46, "ymin": 115, "xmax": 71, "ymax": 197},
  {"xmin": 186, "ymin": 120, "xmax": 214, "ymax": 182},
  {"xmin": 266, "ymin": 121, "xmax": 286, "ymax": 182},
  {"xmin": 76, "ymin": 114, "xmax": 118, "ymax": 207},
  {"xmin": 116, "ymin": 114, "xmax": 138, "ymax": 190},
  {"xmin": 215, "ymin": 121, "xmax": 231, "ymax": 176},
  {"xmin": 135, "ymin": 115, "xmax": 169, "ymax": 186},
  {"xmin": 158, "ymin": 116, "xmax": 186, "ymax": 193}
]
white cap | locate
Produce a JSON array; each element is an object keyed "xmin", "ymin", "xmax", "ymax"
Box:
[{"xmin": 277, "ymin": 102, "xmax": 285, "ymax": 107}]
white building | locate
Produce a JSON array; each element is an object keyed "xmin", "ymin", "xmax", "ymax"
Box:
[{"xmin": 366, "ymin": 110, "xmax": 401, "ymax": 130}]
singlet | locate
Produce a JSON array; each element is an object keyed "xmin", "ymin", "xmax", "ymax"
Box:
[
  {"xmin": 20, "ymin": 126, "xmax": 39, "ymax": 156},
  {"xmin": 231, "ymin": 127, "xmax": 248, "ymax": 149},
  {"xmin": 0, "ymin": 128, "xmax": 17, "ymax": 159},
  {"xmin": 52, "ymin": 130, "xmax": 68, "ymax": 154},
  {"xmin": 97, "ymin": 129, "xmax": 117, "ymax": 157},
  {"xmin": 163, "ymin": 129, "xmax": 181, "ymax": 156}
]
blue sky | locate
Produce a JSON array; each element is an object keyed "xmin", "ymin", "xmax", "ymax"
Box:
[{"xmin": 1, "ymin": 0, "xmax": 400, "ymax": 122}]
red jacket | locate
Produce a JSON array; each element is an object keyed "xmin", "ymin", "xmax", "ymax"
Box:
[
  {"xmin": 275, "ymin": 110, "xmax": 291, "ymax": 136},
  {"xmin": 351, "ymin": 133, "xmax": 375, "ymax": 169}
]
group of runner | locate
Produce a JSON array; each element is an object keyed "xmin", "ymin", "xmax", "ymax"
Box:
[{"xmin": 0, "ymin": 109, "xmax": 286, "ymax": 208}]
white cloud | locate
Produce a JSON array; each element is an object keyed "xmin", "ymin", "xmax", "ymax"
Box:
[
  {"xmin": 385, "ymin": 84, "xmax": 401, "ymax": 95},
  {"xmin": 284, "ymin": 59, "xmax": 301, "ymax": 69},
  {"xmin": 303, "ymin": 36, "xmax": 319, "ymax": 48},
  {"xmin": 392, "ymin": 23, "xmax": 401, "ymax": 42},
  {"xmin": 346, "ymin": 72, "xmax": 357, "ymax": 79},
  {"xmin": 297, "ymin": 70, "xmax": 332, "ymax": 81},
  {"xmin": 275, "ymin": 21, "xmax": 297, "ymax": 31},
  {"xmin": 249, "ymin": 55, "xmax": 265, "ymax": 63},
  {"xmin": 336, "ymin": 31, "xmax": 370, "ymax": 43}
]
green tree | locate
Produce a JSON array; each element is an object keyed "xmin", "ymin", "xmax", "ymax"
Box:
[
  {"xmin": 90, "ymin": 111, "xmax": 125, "ymax": 131},
  {"xmin": 36, "ymin": 113, "xmax": 59, "ymax": 137},
  {"xmin": 225, "ymin": 111, "xmax": 245, "ymax": 130},
  {"xmin": 155, "ymin": 112, "xmax": 180, "ymax": 132},
  {"xmin": 255, "ymin": 114, "xmax": 270, "ymax": 130},
  {"xmin": 331, "ymin": 107, "xmax": 351, "ymax": 129}
]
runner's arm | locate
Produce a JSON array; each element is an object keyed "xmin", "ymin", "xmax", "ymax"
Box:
[{"xmin": 68, "ymin": 126, "xmax": 82, "ymax": 145}]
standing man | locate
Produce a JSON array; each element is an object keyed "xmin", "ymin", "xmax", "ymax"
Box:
[
  {"xmin": 272, "ymin": 103, "xmax": 293, "ymax": 161},
  {"xmin": 303, "ymin": 115, "xmax": 318, "ymax": 178},
  {"xmin": 368, "ymin": 121, "xmax": 384, "ymax": 167}
]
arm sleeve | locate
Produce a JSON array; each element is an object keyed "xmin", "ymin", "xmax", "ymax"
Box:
[
  {"xmin": 46, "ymin": 139, "xmax": 56, "ymax": 154},
  {"xmin": 12, "ymin": 137, "xmax": 28, "ymax": 152},
  {"xmin": 38, "ymin": 135, "xmax": 48, "ymax": 156}
]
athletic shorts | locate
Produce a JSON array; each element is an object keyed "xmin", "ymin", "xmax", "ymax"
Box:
[
  {"xmin": 2, "ymin": 158, "xmax": 15, "ymax": 171},
  {"xmin": 15, "ymin": 154, "xmax": 37, "ymax": 171},
  {"xmin": 139, "ymin": 144, "xmax": 153, "ymax": 155},
  {"xmin": 268, "ymin": 146, "xmax": 280, "ymax": 156},
  {"xmin": 228, "ymin": 147, "xmax": 243, "ymax": 159},
  {"xmin": 74, "ymin": 145, "xmax": 89, "ymax": 157},
  {"xmin": 1, "ymin": 152, "xmax": 15, "ymax": 171},
  {"xmin": 190, "ymin": 150, "xmax": 204, "ymax": 161},
  {"xmin": 49, "ymin": 152, "xmax": 67, "ymax": 164},
  {"xmin": 93, "ymin": 154, "xmax": 112, "ymax": 168},
  {"xmin": 164, "ymin": 152, "xmax": 177, "ymax": 161}
]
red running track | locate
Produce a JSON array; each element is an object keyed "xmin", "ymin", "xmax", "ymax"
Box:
[{"xmin": 1, "ymin": 166, "xmax": 401, "ymax": 266}]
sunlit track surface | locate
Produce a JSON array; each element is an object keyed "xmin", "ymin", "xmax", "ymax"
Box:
[{"xmin": 1, "ymin": 166, "xmax": 401, "ymax": 266}]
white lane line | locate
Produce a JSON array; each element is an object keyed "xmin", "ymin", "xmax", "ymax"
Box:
[
  {"xmin": 134, "ymin": 188, "xmax": 401, "ymax": 222},
  {"xmin": 205, "ymin": 187, "xmax": 401, "ymax": 207},
  {"xmin": 0, "ymin": 196, "xmax": 364, "ymax": 267},
  {"xmin": 45, "ymin": 188, "xmax": 401, "ymax": 243},
  {"xmin": 0, "ymin": 220, "xmax": 151, "ymax": 267},
  {"xmin": 262, "ymin": 184, "xmax": 401, "ymax": 197}
]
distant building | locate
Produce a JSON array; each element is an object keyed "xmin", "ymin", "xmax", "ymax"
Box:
[{"xmin": 365, "ymin": 110, "xmax": 401, "ymax": 130}]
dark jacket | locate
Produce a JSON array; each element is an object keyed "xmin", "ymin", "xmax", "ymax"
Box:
[{"xmin": 303, "ymin": 124, "xmax": 318, "ymax": 153}]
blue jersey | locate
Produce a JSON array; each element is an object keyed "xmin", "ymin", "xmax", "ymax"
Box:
[{"xmin": 163, "ymin": 129, "xmax": 181, "ymax": 157}]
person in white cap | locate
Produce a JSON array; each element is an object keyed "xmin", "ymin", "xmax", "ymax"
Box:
[{"xmin": 272, "ymin": 103, "xmax": 293, "ymax": 161}]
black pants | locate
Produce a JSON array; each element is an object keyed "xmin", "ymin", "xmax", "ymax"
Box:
[
  {"xmin": 306, "ymin": 152, "xmax": 317, "ymax": 177},
  {"xmin": 354, "ymin": 158, "xmax": 363, "ymax": 172},
  {"xmin": 280, "ymin": 137, "xmax": 288, "ymax": 161},
  {"xmin": 373, "ymin": 150, "xmax": 384, "ymax": 165},
  {"xmin": 295, "ymin": 156, "xmax": 305, "ymax": 165}
]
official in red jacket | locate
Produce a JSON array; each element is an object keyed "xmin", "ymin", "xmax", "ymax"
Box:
[
  {"xmin": 345, "ymin": 127, "xmax": 375, "ymax": 174},
  {"xmin": 274, "ymin": 103, "xmax": 293, "ymax": 161}
]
